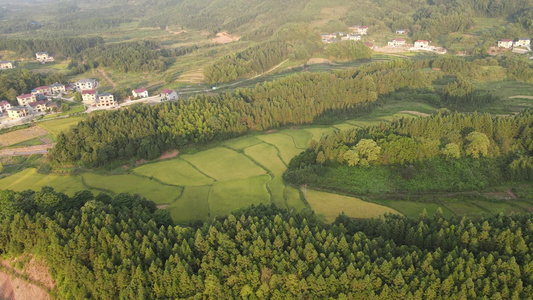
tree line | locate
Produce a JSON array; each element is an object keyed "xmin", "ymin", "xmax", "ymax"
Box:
[
  {"xmin": 50, "ymin": 60, "xmax": 438, "ymax": 166},
  {"xmin": 0, "ymin": 188, "xmax": 531, "ymax": 298},
  {"xmin": 0, "ymin": 69, "xmax": 65, "ymax": 103},
  {"xmin": 284, "ymin": 110, "xmax": 533, "ymax": 194},
  {"xmin": 0, "ymin": 37, "xmax": 104, "ymax": 58}
]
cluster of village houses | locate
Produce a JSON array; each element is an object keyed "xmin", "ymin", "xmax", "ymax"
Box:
[
  {"xmin": 321, "ymin": 26, "xmax": 369, "ymax": 44},
  {"xmin": 496, "ymin": 38, "xmax": 531, "ymax": 53},
  {"xmin": 1, "ymin": 52, "xmax": 180, "ymax": 120},
  {"xmin": 0, "ymin": 77, "xmax": 180, "ymax": 119}
]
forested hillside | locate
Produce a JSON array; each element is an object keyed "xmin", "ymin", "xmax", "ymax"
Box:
[
  {"xmin": 0, "ymin": 188, "xmax": 531, "ymax": 298},
  {"xmin": 50, "ymin": 60, "xmax": 438, "ymax": 166},
  {"xmin": 284, "ymin": 110, "xmax": 533, "ymax": 194}
]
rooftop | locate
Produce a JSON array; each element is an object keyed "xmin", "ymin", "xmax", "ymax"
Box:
[
  {"xmin": 133, "ymin": 88, "xmax": 147, "ymax": 93},
  {"xmin": 82, "ymin": 90, "xmax": 97, "ymax": 95},
  {"xmin": 29, "ymin": 100, "xmax": 46, "ymax": 107},
  {"xmin": 17, "ymin": 94, "xmax": 33, "ymax": 99},
  {"xmin": 161, "ymin": 89, "xmax": 174, "ymax": 94}
]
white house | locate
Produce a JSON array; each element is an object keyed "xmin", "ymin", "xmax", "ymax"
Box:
[
  {"xmin": 132, "ymin": 88, "xmax": 149, "ymax": 98},
  {"xmin": 29, "ymin": 100, "xmax": 47, "ymax": 113},
  {"xmin": 75, "ymin": 79, "xmax": 97, "ymax": 91},
  {"xmin": 498, "ymin": 39, "xmax": 513, "ymax": 48},
  {"xmin": 36, "ymin": 52, "xmax": 54, "ymax": 63},
  {"xmin": 7, "ymin": 107, "xmax": 28, "ymax": 119},
  {"xmin": 350, "ymin": 26, "xmax": 368, "ymax": 35},
  {"xmin": 49, "ymin": 83, "xmax": 67, "ymax": 94},
  {"xmin": 514, "ymin": 38, "xmax": 531, "ymax": 48},
  {"xmin": 0, "ymin": 101, "xmax": 11, "ymax": 113},
  {"xmin": 388, "ymin": 39, "xmax": 406, "ymax": 46},
  {"xmin": 81, "ymin": 90, "xmax": 97, "ymax": 104},
  {"xmin": 16, "ymin": 94, "xmax": 37, "ymax": 107},
  {"xmin": 160, "ymin": 89, "xmax": 178, "ymax": 101},
  {"xmin": 96, "ymin": 93, "xmax": 116, "ymax": 107},
  {"xmin": 0, "ymin": 61, "xmax": 14, "ymax": 69},
  {"xmin": 31, "ymin": 86, "xmax": 52, "ymax": 96},
  {"xmin": 342, "ymin": 34, "xmax": 361, "ymax": 41},
  {"xmin": 395, "ymin": 29, "xmax": 406, "ymax": 35},
  {"xmin": 414, "ymin": 40, "xmax": 429, "ymax": 48}
]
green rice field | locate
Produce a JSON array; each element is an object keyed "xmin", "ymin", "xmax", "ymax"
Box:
[{"xmin": 2, "ymin": 100, "xmax": 533, "ymax": 224}]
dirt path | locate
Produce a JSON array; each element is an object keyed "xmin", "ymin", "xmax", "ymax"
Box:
[
  {"xmin": 96, "ymin": 68, "xmax": 117, "ymax": 89},
  {"xmin": 0, "ymin": 144, "xmax": 55, "ymax": 157},
  {"xmin": 181, "ymin": 58, "xmax": 290, "ymax": 95},
  {"xmin": 509, "ymin": 95, "xmax": 533, "ymax": 99},
  {"xmin": 0, "ymin": 256, "xmax": 54, "ymax": 300}
]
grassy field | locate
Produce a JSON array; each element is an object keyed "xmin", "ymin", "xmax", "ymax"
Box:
[
  {"xmin": 133, "ymin": 159, "xmax": 215, "ymax": 186},
  {"xmin": 2, "ymin": 98, "xmax": 533, "ymax": 224},
  {"xmin": 82, "ymin": 173, "xmax": 183, "ymax": 205},
  {"xmin": 168, "ymin": 185, "xmax": 211, "ymax": 223},
  {"xmin": 181, "ymin": 147, "xmax": 266, "ymax": 181},
  {"xmin": 0, "ymin": 168, "xmax": 88, "ymax": 195},
  {"xmin": 209, "ymin": 175, "xmax": 271, "ymax": 217},
  {"xmin": 305, "ymin": 189, "xmax": 399, "ymax": 222},
  {"xmin": 37, "ymin": 116, "xmax": 87, "ymax": 136}
]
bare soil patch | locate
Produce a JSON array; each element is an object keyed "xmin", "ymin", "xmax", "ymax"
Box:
[
  {"xmin": 509, "ymin": 95, "xmax": 533, "ymax": 99},
  {"xmin": 0, "ymin": 255, "xmax": 55, "ymax": 300},
  {"xmin": 157, "ymin": 204, "xmax": 170, "ymax": 209},
  {"xmin": 485, "ymin": 190, "xmax": 517, "ymax": 200},
  {"xmin": 159, "ymin": 150, "xmax": 179, "ymax": 160},
  {"xmin": 0, "ymin": 127, "xmax": 48, "ymax": 147},
  {"xmin": 0, "ymin": 144, "xmax": 55, "ymax": 157},
  {"xmin": 211, "ymin": 32, "xmax": 240, "ymax": 44},
  {"xmin": 399, "ymin": 110, "xmax": 430, "ymax": 117},
  {"xmin": 307, "ymin": 58, "xmax": 333, "ymax": 65}
]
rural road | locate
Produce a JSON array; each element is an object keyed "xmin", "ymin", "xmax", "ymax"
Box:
[
  {"xmin": 0, "ymin": 144, "xmax": 55, "ymax": 157},
  {"xmin": 180, "ymin": 59, "xmax": 290, "ymax": 95}
]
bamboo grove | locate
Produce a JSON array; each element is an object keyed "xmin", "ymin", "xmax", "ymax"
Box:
[
  {"xmin": 50, "ymin": 60, "xmax": 438, "ymax": 167},
  {"xmin": 0, "ymin": 189, "xmax": 531, "ymax": 299},
  {"xmin": 284, "ymin": 111, "xmax": 533, "ymax": 194}
]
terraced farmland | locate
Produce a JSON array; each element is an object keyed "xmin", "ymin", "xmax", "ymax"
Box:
[{"xmin": 4, "ymin": 101, "xmax": 530, "ymax": 224}]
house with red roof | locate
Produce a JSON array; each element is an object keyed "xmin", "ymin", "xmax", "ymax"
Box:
[
  {"xmin": 16, "ymin": 94, "xmax": 37, "ymax": 107},
  {"xmin": 132, "ymin": 88, "xmax": 149, "ymax": 98},
  {"xmin": 29, "ymin": 100, "xmax": 47, "ymax": 112},
  {"xmin": 82, "ymin": 90, "xmax": 97, "ymax": 104},
  {"xmin": 0, "ymin": 101, "xmax": 11, "ymax": 113},
  {"xmin": 160, "ymin": 89, "xmax": 178, "ymax": 102},
  {"xmin": 31, "ymin": 86, "xmax": 52, "ymax": 96}
]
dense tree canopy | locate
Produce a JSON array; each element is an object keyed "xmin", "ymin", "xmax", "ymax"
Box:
[
  {"xmin": 0, "ymin": 188, "xmax": 531, "ymax": 299},
  {"xmin": 50, "ymin": 60, "xmax": 438, "ymax": 166},
  {"xmin": 285, "ymin": 110, "xmax": 533, "ymax": 193}
]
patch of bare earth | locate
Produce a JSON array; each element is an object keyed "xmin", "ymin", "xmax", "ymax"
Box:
[
  {"xmin": 157, "ymin": 204, "xmax": 170, "ymax": 209},
  {"xmin": 0, "ymin": 144, "xmax": 55, "ymax": 157},
  {"xmin": 399, "ymin": 110, "xmax": 430, "ymax": 117},
  {"xmin": 0, "ymin": 256, "xmax": 55, "ymax": 300},
  {"xmin": 485, "ymin": 190, "xmax": 517, "ymax": 200},
  {"xmin": 159, "ymin": 150, "xmax": 179, "ymax": 160},
  {"xmin": 211, "ymin": 32, "xmax": 240, "ymax": 44},
  {"xmin": 0, "ymin": 127, "xmax": 48, "ymax": 147},
  {"xmin": 307, "ymin": 58, "xmax": 333, "ymax": 65}
]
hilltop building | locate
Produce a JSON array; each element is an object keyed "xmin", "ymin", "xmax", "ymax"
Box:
[
  {"xmin": 498, "ymin": 39, "xmax": 513, "ymax": 48},
  {"xmin": 75, "ymin": 79, "xmax": 98, "ymax": 91},
  {"xmin": 36, "ymin": 52, "xmax": 54, "ymax": 63},
  {"xmin": 0, "ymin": 61, "xmax": 14, "ymax": 69},
  {"xmin": 388, "ymin": 39, "xmax": 406, "ymax": 46}
]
